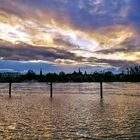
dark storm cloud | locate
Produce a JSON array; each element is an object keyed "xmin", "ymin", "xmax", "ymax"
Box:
[
  {"xmin": 94, "ymin": 36, "xmax": 140, "ymax": 55},
  {"xmin": 105, "ymin": 45, "xmax": 140, "ymax": 54},
  {"xmin": 0, "ymin": 43, "xmax": 84, "ymax": 63},
  {"xmin": 97, "ymin": 59, "xmax": 138, "ymax": 68},
  {"xmin": 87, "ymin": 57, "xmax": 138, "ymax": 69},
  {"xmin": 96, "ymin": 40, "xmax": 140, "ymax": 54}
]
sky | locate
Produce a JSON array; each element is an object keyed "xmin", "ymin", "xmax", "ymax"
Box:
[{"xmin": 0, "ymin": 0, "xmax": 140, "ymax": 73}]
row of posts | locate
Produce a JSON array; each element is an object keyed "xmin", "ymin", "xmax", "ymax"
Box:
[{"xmin": 8, "ymin": 82, "xmax": 103, "ymax": 98}]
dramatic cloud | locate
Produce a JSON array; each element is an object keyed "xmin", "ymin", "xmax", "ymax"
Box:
[{"xmin": 0, "ymin": 0, "xmax": 140, "ymax": 72}]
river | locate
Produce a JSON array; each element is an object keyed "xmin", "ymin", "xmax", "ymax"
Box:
[{"xmin": 0, "ymin": 82, "xmax": 140, "ymax": 139}]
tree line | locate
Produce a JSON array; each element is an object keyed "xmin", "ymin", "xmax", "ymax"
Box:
[{"xmin": 0, "ymin": 66, "xmax": 140, "ymax": 82}]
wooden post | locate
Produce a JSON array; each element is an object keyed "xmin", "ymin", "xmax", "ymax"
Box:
[
  {"xmin": 50, "ymin": 82, "xmax": 53, "ymax": 98},
  {"xmin": 100, "ymin": 81, "xmax": 103, "ymax": 98},
  {"xmin": 9, "ymin": 82, "xmax": 12, "ymax": 98}
]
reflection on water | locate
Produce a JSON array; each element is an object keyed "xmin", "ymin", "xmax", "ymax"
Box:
[{"xmin": 0, "ymin": 83, "xmax": 140, "ymax": 139}]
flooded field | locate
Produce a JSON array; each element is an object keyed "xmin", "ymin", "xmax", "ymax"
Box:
[{"xmin": 0, "ymin": 82, "xmax": 140, "ymax": 139}]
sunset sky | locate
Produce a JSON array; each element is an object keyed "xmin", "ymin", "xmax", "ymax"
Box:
[{"xmin": 0, "ymin": 0, "xmax": 140, "ymax": 73}]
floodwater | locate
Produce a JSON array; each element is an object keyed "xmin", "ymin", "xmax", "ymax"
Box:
[{"xmin": 0, "ymin": 82, "xmax": 140, "ymax": 140}]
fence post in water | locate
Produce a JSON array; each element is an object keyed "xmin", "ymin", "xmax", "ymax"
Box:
[
  {"xmin": 100, "ymin": 81, "xmax": 103, "ymax": 98},
  {"xmin": 50, "ymin": 82, "xmax": 53, "ymax": 98},
  {"xmin": 9, "ymin": 82, "xmax": 12, "ymax": 98}
]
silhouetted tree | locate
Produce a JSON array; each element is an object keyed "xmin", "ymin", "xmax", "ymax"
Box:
[{"xmin": 1, "ymin": 66, "xmax": 140, "ymax": 82}]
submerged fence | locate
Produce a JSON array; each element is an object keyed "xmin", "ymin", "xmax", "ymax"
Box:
[
  {"xmin": 0, "ymin": 82, "xmax": 103, "ymax": 98},
  {"xmin": 0, "ymin": 82, "xmax": 140, "ymax": 98}
]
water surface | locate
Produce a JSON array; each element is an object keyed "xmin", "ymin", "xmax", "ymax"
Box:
[{"xmin": 0, "ymin": 82, "xmax": 140, "ymax": 139}]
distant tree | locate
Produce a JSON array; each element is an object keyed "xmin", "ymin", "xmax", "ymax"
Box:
[
  {"xmin": 25, "ymin": 70, "xmax": 36, "ymax": 80},
  {"xmin": 59, "ymin": 71, "xmax": 65, "ymax": 76},
  {"xmin": 2, "ymin": 66, "xmax": 140, "ymax": 83},
  {"xmin": 127, "ymin": 66, "xmax": 140, "ymax": 75},
  {"xmin": 27, "ymin": 70, "xmax": 36, "ymax": 75}
]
